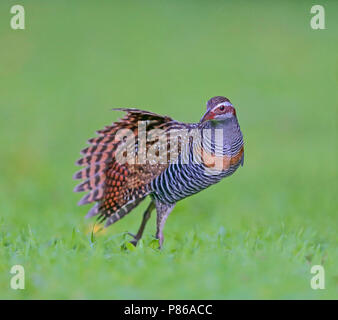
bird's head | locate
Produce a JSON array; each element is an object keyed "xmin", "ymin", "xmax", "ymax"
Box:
[{"xmin": 200, "ymin": 96, "xmax": 236, "ymax": 123}]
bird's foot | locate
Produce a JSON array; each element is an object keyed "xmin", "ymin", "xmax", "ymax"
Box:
[
  {"xmin": 156, "ymin": 234, "xmax": 164, "ymax": 250},
  {"xmin": 127, "ymin": 232, "xmax": 140, "ymax": 247}
]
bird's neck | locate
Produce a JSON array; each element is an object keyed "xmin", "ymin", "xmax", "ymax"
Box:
[{"xmin": 199, "ymin": 118, "xmax": 243, "ymax": 156}]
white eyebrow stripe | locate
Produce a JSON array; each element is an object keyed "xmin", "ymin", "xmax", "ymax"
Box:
[{"xmin": 215, "ymin": 101, "xmax": 232, "ymax": 108}]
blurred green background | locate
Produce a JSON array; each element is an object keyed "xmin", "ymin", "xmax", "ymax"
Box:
[{"xmin": 0, "ymin": 0, "xmax": 337, "ymax": 299}]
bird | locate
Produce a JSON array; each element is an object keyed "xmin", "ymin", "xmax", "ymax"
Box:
[{"xmin": 73, "ymin": 96, "xmax": 244, "ymax": 248}]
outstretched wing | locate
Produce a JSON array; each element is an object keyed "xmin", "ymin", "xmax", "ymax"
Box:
[{"xmin": 73, "ymin": 108, "xmax": 176, "ymax": 226}]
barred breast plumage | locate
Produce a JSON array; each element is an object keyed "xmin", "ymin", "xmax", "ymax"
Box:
[{"xmin": 151, "ymin": 115, "xmax": 244, "ymax": 204}]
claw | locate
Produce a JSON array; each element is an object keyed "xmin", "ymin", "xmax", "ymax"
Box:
[
  {"xmin": 127, "ymin": 232, "xmax": 139, "ymax": 246},
  {"xmin": 127, "ymin": 232, "xmax": 137, "ymax": 239},
  {"xmin": 129, "ymin": 239, "xmax": 138, "ymax": 247}
]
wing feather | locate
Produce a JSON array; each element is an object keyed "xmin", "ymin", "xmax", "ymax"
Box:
[{"xmin": 74, "ymin": 108, "xmax": 177, "ymax": 225}]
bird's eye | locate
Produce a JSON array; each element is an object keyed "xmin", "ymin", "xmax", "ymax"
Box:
[{"xmin": 219, "ymin": 105, "xmax": 225, "ymax": 111}]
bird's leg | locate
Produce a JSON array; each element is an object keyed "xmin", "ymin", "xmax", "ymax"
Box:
[
  {"xmin": 129, "ymin": 201, "xmax": 155, "ymax": 246},
  {"xmin": 155, "ymin": 201, "xmax": 175, "ymax": 249}
]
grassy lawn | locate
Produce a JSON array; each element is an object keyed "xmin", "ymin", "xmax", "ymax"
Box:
[{"xmin": 0, "ymin": 1, "xmax": 337, "ymax": 299}]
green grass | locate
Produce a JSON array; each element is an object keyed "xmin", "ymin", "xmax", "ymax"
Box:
[{"xmin": 0, "ymin": 0, "xmax": 337, "ymax": 299}]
